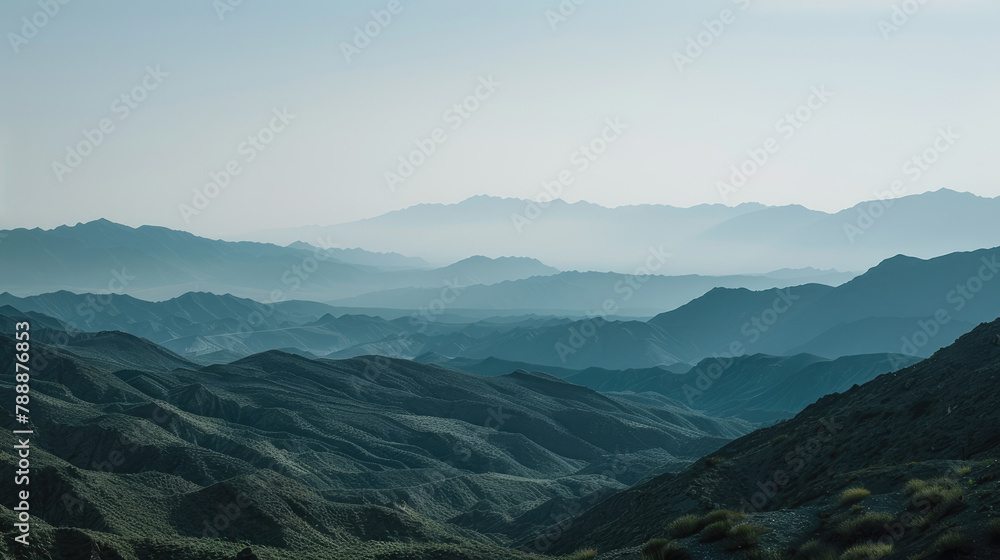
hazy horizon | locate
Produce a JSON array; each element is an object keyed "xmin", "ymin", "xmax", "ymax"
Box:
[
  {"xmin": 2, "ymin": 1, "xmax": 999, "ymax": 239},
  {"xmin": 2, "ymin": 187, "xmax": 994, "ymax": 239}
]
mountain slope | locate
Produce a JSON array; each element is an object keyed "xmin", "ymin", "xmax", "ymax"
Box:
[
  {"xmin": 424, "ymin": 353, "xmax": 919, "ymax": 424},
  {"xmin": 0, "ymin": 313, "xmax": 752, "ymax": 559},
  {"xmin": 649, "ymin": 246, "xmax": 1000, "ymax": 359},
  {"xmin": 547, "ymin": 317, "xmax": 1000, "ymax": 558}
]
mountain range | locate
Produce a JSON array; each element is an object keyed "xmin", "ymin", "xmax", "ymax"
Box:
[
  {"xmin": 237, "ymin": 189, "xmax": 1000, "ymax": 275},
  {"xmin": 0, "ymin": 220, "xmax": 850, "ymax": 315},
  {"xmin": 3, "ymin": 243, "xmax": 996, "ymax": 372},
  {"xmin": 327, "ymin": 270, "xmax": 855, "ymax": 317},
  {"xmin": 0, "ymin": 220, "xmax": 556, "ymax": 302},
  {"xmin": 329, "ymin": 246, "xmax": 999, "ymax": 368}
]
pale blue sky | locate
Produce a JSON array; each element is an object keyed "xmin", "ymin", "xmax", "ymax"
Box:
[{"xmin": 1, "ymin": 0, "xmax": 998, "ymax": 237}]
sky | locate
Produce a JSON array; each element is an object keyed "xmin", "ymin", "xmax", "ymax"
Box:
[{"xmin": 1, "ymin": 0, "xmax": 998, "ymax": 238}]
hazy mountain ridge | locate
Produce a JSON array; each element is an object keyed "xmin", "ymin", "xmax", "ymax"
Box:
[
  {"xmin": 236, "ymin": 190, "xmax": 1000, "ymax": 274},
  {"xmin": 0, "ymin": 222, "xmax": 561, "ymax": 302},
  {"xmin": 651, "ymin": 245, "xmax": 1000, "ymax": 360},
  {"xmin": 329, "ymin": 270, "xmax": 849, "ymax": 316},
  {"xmin": 333, "ymin": 246, "xmax": 999, "ymax": 368},
  {"xmin": 3, "ymin": 244, "xmax": 995, "ymax": 370}
]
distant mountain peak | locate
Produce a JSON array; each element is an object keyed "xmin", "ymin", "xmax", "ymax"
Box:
[
  {"xmin": 454, "ymin": 255, "xmax": 544, "ymax": 264},
  {"xmin": 925, "ymin": 187, "xmax": 981, "ymax": 198}
]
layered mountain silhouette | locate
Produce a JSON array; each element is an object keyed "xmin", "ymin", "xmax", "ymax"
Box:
[
  {"xmin": 326, "ymin": 246, "xmax": 1000, "ymax": 370},
  {"xmin": 650, "ymin": 246, "xmax": 1000, "ymax": 360},
  {"xmin": 4, "ymin": 244, "xmax": 996, "ymax": 372},
  {"xmin": 0, "ymin": 291, "xmax": 572, "ymax": 364},
  {"xmin": 329, "ymin": 270, "xmax": 848, "ymax": 317},
  {"xmin": 0, "ymin": 221, "xmax": 559, "ymax": 302},
  {"xmin": 239, "ymin": 189, "xmax": 1000, "ymax": 274},
  {"xmin": 0, "ymin": 221, "xmax": 847, "ymax": 316}
]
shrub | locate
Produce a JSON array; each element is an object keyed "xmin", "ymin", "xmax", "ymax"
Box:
[
  {"xmin": 989, "ymin": 518, "xmax": 1000, "ymax": 544},
  {"xmin": 836, "ymin": 512, "xmax": 894, "ymax": 540},
  {"xmin": 838, "ymin": 487, "xmax": 871, "ymax": 507},
  {"xmin": 934, "ymin": 528, "xmax": 972, "ymax": 553},
  {"xmin": 952, "ymin": 466, "xmax": 972, "ymax": 477},
  {"xmin": 904, "ymin": 478, "xmax": 966, "ymax": 526},
  {"xmin": 699, "ymin": 521, "xmax": 732, "ymax": 543},
  {"xmin": 641, "ymin": 538, "xmax": 689, "ymax": 560},
  {"xmin": 703, "ymin": 509, "xmax": 745, "ymax": 525},
  {"xmin": 903, "ymin": 478, "xmax": 927, "ymax": 494},
  {"xmin": 666, "ymin": 514, "xmax": 702, "ymax": 538},
  {"xmin": 904, "ymin": 478, "xmax": 964, "ymax": 504},
  {"xmin": 798, "ymin": 539, "xmax": 837, "ymax": 560},
  {"xmin": 642, "ymin": 538, "xmax": 670, "ymax": 556},
  {"xmin": 839, "ymin": 542, "xmax": 893, "ymax": 560},
  {"xmin": 567, "ymin": 549, "xmax": 598, "ymax": 560},
  {"xmin": 723, "ymin": 524, "xmax": 770, "ymax": 551}
]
